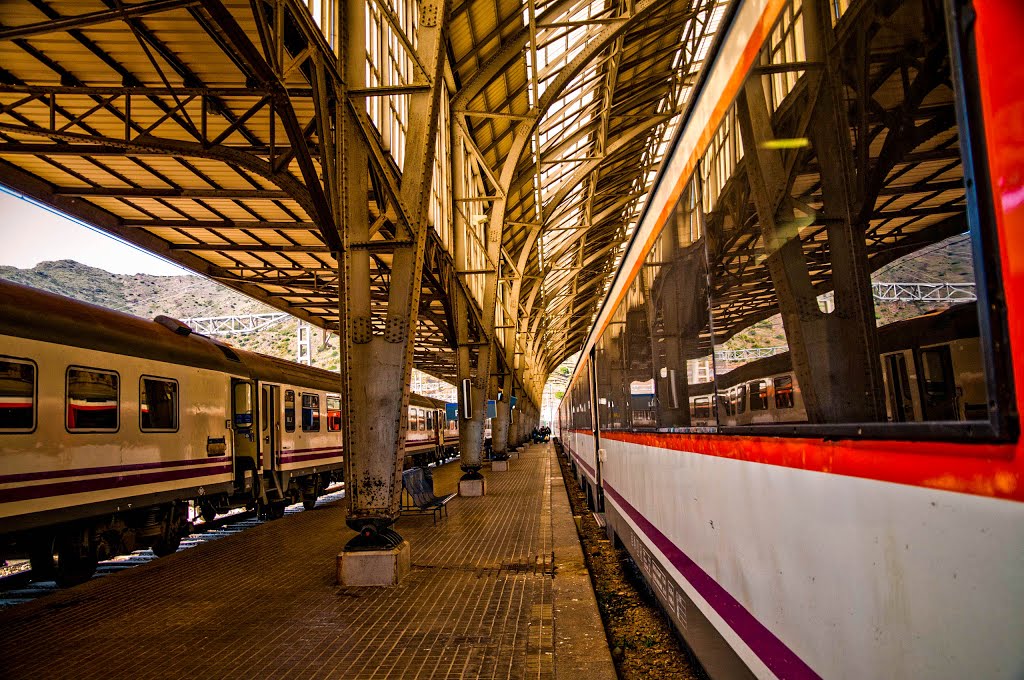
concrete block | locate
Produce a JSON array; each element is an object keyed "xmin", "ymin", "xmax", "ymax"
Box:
[
  {"xmin": 337, "ymin": 540, "xmax": 410, "ymax": 587},
  {"xmin": 459, "ymin": 477, "xmax": 486, "ymax": 497},
  {"xmin": 491, "ymin": 460, "xmax": 508, "ymax": 472}
]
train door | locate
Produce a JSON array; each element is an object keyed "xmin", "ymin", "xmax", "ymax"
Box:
[
  {"xmin": 231, "ymin": 378, "xmax": 258, "ymax": 469},
  {"xmin": 260, "ymin": 384, "xmax": 280, "ymax": 470},
  {"xmin": 919, "ymin": 345, "xmax": 958, "ymax": 420}
]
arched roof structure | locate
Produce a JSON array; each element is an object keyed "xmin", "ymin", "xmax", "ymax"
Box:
[{"xmin": 0, "ymin": 0, "xmax": 729, "ymax": 393}]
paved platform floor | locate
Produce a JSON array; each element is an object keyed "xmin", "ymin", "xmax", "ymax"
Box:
[{"xmin": 0, "ymin": 444, "xmax": 615, "ymax": 680}]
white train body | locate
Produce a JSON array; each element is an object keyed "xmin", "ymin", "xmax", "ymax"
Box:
[
  {"xmin": 0, "ymin": 280, "xmax": 457, "ymax": 584},
  {"xmin": 564, "ymin": 430, "xmax": 1022, "ymax": 679},
  {"xmin": 0, "ymin": 334, "xmax": 239, "ymax": 527},
  {"xmin": 558, "ymin": 0, "xmax": 1024, "ymax": 676}
]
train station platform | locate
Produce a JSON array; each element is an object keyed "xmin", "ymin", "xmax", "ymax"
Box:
[{"xmin": 0, "ymin": 444, "xmax": 615, "ymax": 680}]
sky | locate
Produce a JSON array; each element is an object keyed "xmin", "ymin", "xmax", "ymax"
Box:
[{"xmin": 0, "ymin": 188, "xmax": 191, "ymax": 276}]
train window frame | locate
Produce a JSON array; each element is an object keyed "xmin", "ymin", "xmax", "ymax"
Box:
[
  {"xmin": 301, "ymin": 392, "xmax": 321, "ymax": 432},
  {"xmin": 65, "ymin": 365, "xmax": 120, "ymax": 434},
  {"xmin": 139, "ymin": 375, "xmax": 179, "ymax": 433},
  {"xmin": 0, "ymin": 355, "xmax": 38, "ymax": 434}
]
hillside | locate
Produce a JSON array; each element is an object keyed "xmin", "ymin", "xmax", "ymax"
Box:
[
  {"xmin": 0, "ymin": 260, "xmax": 340, "ymax": 371},
  {"xmin": 0, "ymin": 260, "xmax": 462, "ymax": 400}
]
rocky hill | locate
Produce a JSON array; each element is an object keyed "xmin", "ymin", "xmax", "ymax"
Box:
[{"xmin": 0, "ymin": 260, "xmax": 341, "ymax": 371}]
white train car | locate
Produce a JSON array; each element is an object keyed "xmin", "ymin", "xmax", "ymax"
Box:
[
  {"xmin": 559, "ymin": 0, "xmax": 1024, "ymax": 676},
  {"xmin": 405, "ymin": 395, "xmax": 458, "ymax": 466},
  {"xmin": 0, "ymin": 280, "xmax": 344, "ymax": 585}
]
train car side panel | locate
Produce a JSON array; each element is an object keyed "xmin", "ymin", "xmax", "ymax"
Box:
[
  {"xmin": 600, "ymin": 435, "xmax": 1024, "ymax": 678},
  {"xmin": 0, "ymin": 335, "xmax": 235, "ymax": 528}
]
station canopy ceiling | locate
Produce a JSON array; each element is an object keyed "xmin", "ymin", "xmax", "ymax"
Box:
[{"xmin": 0, "ymin": 0, "xmax": 728, "ymax": 383}]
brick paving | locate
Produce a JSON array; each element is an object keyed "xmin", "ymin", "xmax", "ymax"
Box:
[{"xmin": 0, "ymin": 444, "xmax": 613, "ymax": 680}]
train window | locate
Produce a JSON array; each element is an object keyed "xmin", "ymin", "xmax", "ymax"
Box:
[
  {"xmin": 426, "ymin": 411, "xmax": 434, "ymax": 431},
  {"xmin": 920, "ymin": 347, "xmax": 958, "ymax": 421},
  {"xmin": 326, "ymin": 395, "xmax": 341, "ymax": 432},
  {"xmin": 261, "ymin": 388, "xmax": 269, "ymax": 431},
  {"xmin": 681, "ymin": 0, "xmax": 1012, "ymax": 438},
  {"xmin": 233, "ymin": 381, "xmax": 253, "ymax": 429},
  {"xmin": 0, "ymin": 358, "xmax": 36, "ymax": 432},
  {"xmin": 884, "ymin": 354, "xmax": 916, "ymax": 422},
  {"xmin": 140, "ymin": 377, "xmax": 178, "ymax": 431},
  {"xmin": 735, "ymin": 384, "xmax": 747, "ymax": 415},
  {"xmin": 774, "ymin": 376, "xmax": 794, "ymax": 410},
  {"xmin": 67, "ymin": 367, "xmax": 119, "ymax": 432},
  {"xmin": 694, "ymin": 397, "xmax": 711, "ymax": 420},
  {"xmin": 301, "ymin": 393, "xmax": 320, "ymax": 431},
  {"xmin": 749, "ymin": 381, "xmax": 769, "ymax": 411},
  {"xmin": 284, "ymin": 390, "xmax": 296, "ymax": 432}
]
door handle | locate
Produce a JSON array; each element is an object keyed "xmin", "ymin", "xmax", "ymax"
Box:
[{"xmin": 264, "ymin": 436, "xmax": 270, "ymax": 443}]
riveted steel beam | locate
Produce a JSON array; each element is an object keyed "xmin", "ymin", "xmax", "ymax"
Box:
[{"xmin": 338, "ymin": 0, "xmax": 451, "ymax": 549}]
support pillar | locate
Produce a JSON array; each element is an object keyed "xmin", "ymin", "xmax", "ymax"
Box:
[
  {"xmin": 337, "ymin": 0, "xmax": 450, "ymax": 581},
  {"xmin": 492, "ymin": 377, "xmax": 512, "ymax": 461}
]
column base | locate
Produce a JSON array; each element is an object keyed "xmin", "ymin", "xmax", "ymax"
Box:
[
  {"xmin": 337, "ymin": 540, "xmax": 411, "ymax": 586},
  {"xmin": 459, "ymin": 477, "xmax": 486, "ymax": 496},
  {"xmin": 491, "ymin": 460, "xmax": 508, "ymax": 472}
]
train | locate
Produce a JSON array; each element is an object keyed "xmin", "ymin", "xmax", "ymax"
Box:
[
  {"xmin": 559, "ymin": 0, "xmax": 1023, "ymax": 677},
  {"xmin": 0, "ymin": 279, "xmax": 457, "ymax": 586}
]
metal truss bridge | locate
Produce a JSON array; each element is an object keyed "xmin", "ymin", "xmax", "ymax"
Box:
[
  {"xmin": 871, "ymin": 282, "xmax": 977, "ymax": 303},
  {"xmin": 181, "ymin": 312, "xmax": 290, "ymax": 336}
]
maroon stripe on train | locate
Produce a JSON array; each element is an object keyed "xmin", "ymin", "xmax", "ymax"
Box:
[
  {"xmin": 604, "ymin": 483, "xmax": 822, "ymax": 680},
  {"xmin": 0, "ymin": 463, "xmax": 233, "ymax": 504},
  {"xmin": 0, "ymin": 456, "xmax": 230, "ymax": 485},
  {"xmin": 279, "ymin": 450, "xmax": 342, "ymax": 464},
  {"xmin": 571, "ymin": 451, "xmax": 596, "ymax": 478},
  {"xmin": 282, "ymin": 444, "xmax": 343, "ymax": 454}
]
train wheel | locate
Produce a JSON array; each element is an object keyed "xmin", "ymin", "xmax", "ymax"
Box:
[
  {"xmin": 199, "ymin": 502, "xmax": 218, "ymax": 523},
  {"xmin": 28, "ymin": 538, "xmax": 56, "ymax": 580},
  {"xmin": 302, "ymin": 479, "xmax": 320, "ymax": 511},
  {"xmin": 271, "ymin": 500, "xmax": 287, "ymax": 519},
  {"xmin": 151, "ymin": 503, "xmax": 186, "ymax": 557},
  {"xmin": 150, "ymin": 532, "xmax": 182, "ymax": 557},
  {"xmin": 53, "ymin": 535, "xmax": 96, "ymax": 588}
]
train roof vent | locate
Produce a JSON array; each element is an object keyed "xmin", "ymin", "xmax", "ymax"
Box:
[
  {"xmin": 213, "ymin": 342, "xmax": 241, "ymax": 362},
  {"xmin": 154, "ymin": 315, "xmax": 192, "ymax": 336}
]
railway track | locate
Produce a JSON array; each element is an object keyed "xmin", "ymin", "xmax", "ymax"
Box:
[{"xmin": 0, "ymin": 485, "xmax": 346, "ymax": 608}]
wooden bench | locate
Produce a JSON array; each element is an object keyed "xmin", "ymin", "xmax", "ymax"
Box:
[{"xmin": 401, "ymin": 467, "xmax": 455, "ymax": 524}]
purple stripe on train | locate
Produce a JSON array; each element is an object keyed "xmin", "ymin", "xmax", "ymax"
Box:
[
  {"xmin": 0, "ymin": 463, "xmax": 234, "ymax": 504},
  {"xmin": 0, "ymin": 456, "xmax": 230, "ymax": 485},
  {"xmin": 604, "ymin": 483, "xmax": 821, "ymax": 680}
]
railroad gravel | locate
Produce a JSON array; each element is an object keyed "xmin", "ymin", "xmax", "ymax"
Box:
[{"xmin": 556, "ymin": 449, "xmax": 708, "ymax": 680}]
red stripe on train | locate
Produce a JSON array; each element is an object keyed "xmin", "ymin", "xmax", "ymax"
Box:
[{"xmin": 568, "ymin": 429, "xmax": 1022, "ymax": 501}]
